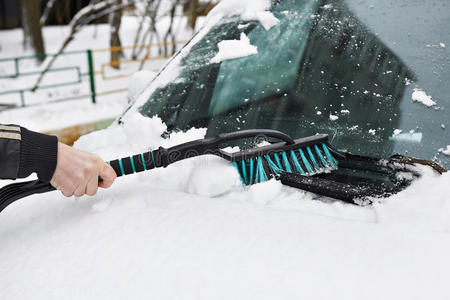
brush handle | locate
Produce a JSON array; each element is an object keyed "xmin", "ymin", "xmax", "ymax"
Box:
[
  {"xmin": 0, "ymin": 129, "xmax": 298, "ymax": 213},
  {"xmin": 109, "ymin": 129, "xmax": 297, "ymax": 177},
  {"xmin": 108, "ymin": 148, "xmax": 162, "ymax": 177}
]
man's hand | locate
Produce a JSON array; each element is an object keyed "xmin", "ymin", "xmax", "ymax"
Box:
[{"xmin": 50, "ymin": 142, "xmax": 117, "ymax": 197}]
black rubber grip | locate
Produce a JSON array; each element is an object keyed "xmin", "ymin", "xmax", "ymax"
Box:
[
  {"xmin": 109, "ymin": 159, "xmax": 122, "ymax": 176},
  {"xmin": 132, "ymin": 154, "xmax": 145, "ymax": 172},
  {"xmin": 108, "ymin": 148, "xmax": 167, "ymax": 177},
  {"xmin": 142, "ymin": 152, "xmax": 152, "ymax": 169}
]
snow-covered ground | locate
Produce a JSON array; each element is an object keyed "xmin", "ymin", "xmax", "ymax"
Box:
[
  {"xmin": 0, "ymin": 15, "xmax": 196, "ymax": 131},
  {"xmin": 1, "ymin": 1, "xmax": 450, "ymax": 299}
]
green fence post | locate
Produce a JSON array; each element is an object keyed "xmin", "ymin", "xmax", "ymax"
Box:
[
  {"xmin": 14, "ymin": 58, "xmax": 19, "ymax": 78},
  {"xmin": 87, "ymin": 49, "xmax": 96, "ymax": 104},
  {"xmin": 20, "ymin": 90, "xmax": 25, "ymax": 107}
]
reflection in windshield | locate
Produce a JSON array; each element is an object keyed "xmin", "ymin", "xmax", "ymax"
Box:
[{"xmin": 140, "ymin": 0, "xmax": 448, "ymax": 167}]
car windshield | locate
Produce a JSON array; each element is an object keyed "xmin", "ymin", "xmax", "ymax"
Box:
[{"xmin": 138, "ymin": 0, "xmax": 450, "ymax": 169}]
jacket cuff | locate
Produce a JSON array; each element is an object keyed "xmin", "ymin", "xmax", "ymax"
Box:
[{"xmin": 18, "ymin": 128, "xmax": 58, "ymax": 182}]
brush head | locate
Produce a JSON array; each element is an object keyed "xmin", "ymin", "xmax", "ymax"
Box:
[{"xmin": 225, "ymin": 134, "xmax": 339, "ymax": 185}]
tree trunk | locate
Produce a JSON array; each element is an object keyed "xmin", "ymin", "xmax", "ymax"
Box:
[
  {"xmin": 185, "ymin": 0, "xmax": 199, "ymax": 30},
  {"xmin": 20, "ymin": 0, "xmax": 46, "ymax": 62},
  {"xmin": 110, "ymin": 0, "xmax": 122, "ymax": 69}
]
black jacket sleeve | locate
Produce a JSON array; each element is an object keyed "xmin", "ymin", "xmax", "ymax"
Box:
[{"xmin": 0, "ymin": 124, "xmax": 58, "ymax": 182}]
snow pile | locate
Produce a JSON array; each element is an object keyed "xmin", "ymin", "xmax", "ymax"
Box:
[
  {"xmin": 186, "ymin": 159, "xmax": 239, "ymax": 197},
  {"xmin": 207, "ymin": 0, "xmax": 270, "ymax": 21},
  {"xmin": 393, "ymin": 129, "xmax": 402, "ymax": 136},
  {"xmin": 246, "ymin": 178, "xmax": 282, "ymax": 205},
  {"xmin": 249, "ymin": 11, "xmax": 280, "ymax": 30},
  {"xmin": 210, "ymin": 33, "xmax": 258, "ymax": 63},
  {"xmin": 412, "ymin": 88, "xmax": 436, "ymax": 107},
  {"xmin": 372, "ymin": 166, "xmax": 450, "ymax": 231},
  {"xmin": 329, "ymin": 114, "xmax": 338, "ymax": 121},
  {"xmin": 207, "ymin": 0, "xmax": 278, "ymax": 30},
  {"xmin": 438, "ymin": 145, "xmax": 450, "ymax": 156},
  {"xmin": 389, "ymin": 131, "xmax": 423, "ymax": 143}
]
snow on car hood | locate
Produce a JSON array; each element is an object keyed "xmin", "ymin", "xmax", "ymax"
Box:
[
  {"xmin": 2, "ymin": 0, "xmax": 450, "ymax": 297},
  {"xmin": 1, "ymin": 113, "xmax": 450, "ymax": 298},
  {"xmin": 74, "ymin": 113, "xmax": 450, "ymax": 229}
]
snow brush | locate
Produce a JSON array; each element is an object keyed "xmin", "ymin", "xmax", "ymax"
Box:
[{"xmin": 0, "ymin": 129, "xmax": 445, "ymax": 213}]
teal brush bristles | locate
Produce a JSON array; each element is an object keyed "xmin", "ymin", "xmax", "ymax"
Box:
[{"xmin": 233, "ymin": 142, "xmax": 339, "ymax": 185}]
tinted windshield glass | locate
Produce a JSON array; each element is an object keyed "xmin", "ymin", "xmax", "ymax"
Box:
[{"xmin": 140, "ymin": 0, "xmax": 450, "ymax": 169}]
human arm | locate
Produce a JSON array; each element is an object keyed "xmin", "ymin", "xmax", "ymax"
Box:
[{"xmin": 0, "ymin": 124, "xmax": 116, "ymax": 196}]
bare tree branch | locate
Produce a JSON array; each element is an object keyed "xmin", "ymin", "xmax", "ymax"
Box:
[
  {"xmin": 31, "ymin": 0, "xmax": 137, "ymax": 91},
  {"xmin": 40, "ymin": 0, "xmax": 58, "ymax": 26},
  {"xmin": 137, "ymin": 0, "xmax": 163, "ymax": 70},
  {"xmin": 137, "ymin": 1, "xmax": 161, "ymax": 51},
  {"xmin": 131, "ymin": 0, "xmax": 153, "ymax": 59},
  {"xmin": 163, "ymin": 0, "xmax": 181, "ymax": 56},
  {"xmin": 33, "ymin": 0, "xmax": 209, "ymax": 91}
]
